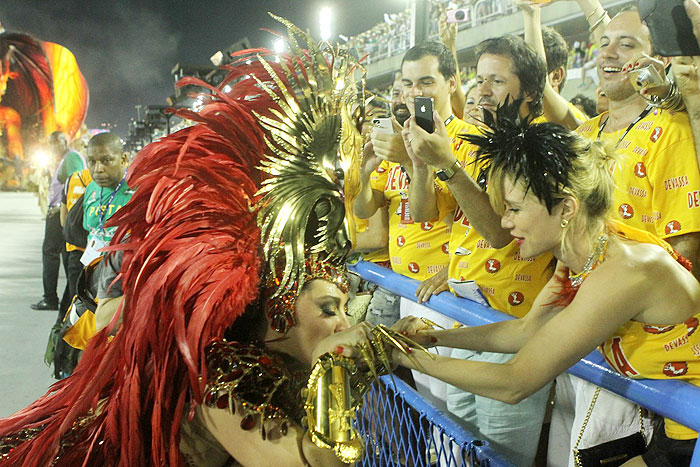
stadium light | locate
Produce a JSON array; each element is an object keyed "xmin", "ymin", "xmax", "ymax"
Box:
[
  {"xmin": 273, "ymin": 38, "xmax": 285, "ymax": 54},
  {"xmin": 319, "ymin": 6, "xmax": 332, "ymax": 41},
  {"xmin": 32, "ymin": 150, "xmax": 51, "ymax": 170}
]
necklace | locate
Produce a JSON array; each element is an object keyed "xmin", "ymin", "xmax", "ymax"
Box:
[{"xmin": 568, "ymin": 234, "xmax": 608, "ymax": 289}]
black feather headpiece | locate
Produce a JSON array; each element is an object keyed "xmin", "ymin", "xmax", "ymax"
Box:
[{"xmin": 462, "ymin": 98, "xmax": 582, "ymax": 212}]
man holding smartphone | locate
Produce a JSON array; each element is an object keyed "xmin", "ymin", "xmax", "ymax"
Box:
[
  {"xmin": 404, "ymin": 36, "xmax": 555, "ymax": 466},
  {"xmin": 354, "ymin": 42, "xmax": 466, "ymax": 414}
]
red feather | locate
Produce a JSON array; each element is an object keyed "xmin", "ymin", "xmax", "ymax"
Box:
[{"xmin": 0, "ymin": 63, "xmax": 275, "ymax": 465}]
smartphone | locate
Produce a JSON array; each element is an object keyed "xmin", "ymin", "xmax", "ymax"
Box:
[
  {"xmin": 414, "ymin": 96, "xmax": 434, "ymax": 134},
  {"xmin": 372, "ymin": 117, "xmax": 394, "ymax": 134},
  {"xmin": 446, "ymin": 9, "xmax": 470, "ymax": 23},
  {"xmin": 638, "ymin": 0, "xmax": 700, "ymax": 56}
]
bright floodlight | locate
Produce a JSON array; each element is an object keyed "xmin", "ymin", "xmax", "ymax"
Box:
[
  {"xmin": 32, "ymin": 150, "xmax": 51, "ymax": 169},
  {"xmin": 273, "ymin": 38, "xmax": 285, "ymax": 54},
  {"xmin": 319, "ymin": 7, "xmax": 332, "ymax": 41}
]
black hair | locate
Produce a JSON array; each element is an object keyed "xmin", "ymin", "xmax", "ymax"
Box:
[
  {"xmin": 475, "ymin": 35, "xmax": 546, "ymax": 117},
  {"xmin": 542, "ymin": 27, "xmax": 569, "ymax": 91},
  {"xmin": 570, "ymin": 94, "xmax": 597, "ymax": 118},
  {"xmin": 401, "ymin": 41, "xmax": 457, "ymax": 80}
]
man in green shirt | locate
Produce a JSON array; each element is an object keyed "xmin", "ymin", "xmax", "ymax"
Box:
[{"xmin": 80, "ymin": 133, "xmax": 132, "ymax": 266}]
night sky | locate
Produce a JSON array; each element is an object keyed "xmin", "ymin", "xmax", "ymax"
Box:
[{"xmin": 2, "ymin": 0, "xmax": 408, "ymax": 136}]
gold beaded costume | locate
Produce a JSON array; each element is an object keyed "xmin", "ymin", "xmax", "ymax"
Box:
[{"xmin": 0, "ymin": 15, "xmax": 381, "ymax": 466}]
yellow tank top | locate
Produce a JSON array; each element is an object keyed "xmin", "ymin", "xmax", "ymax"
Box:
[{"xmin": 599, "ymin": 221, "xmax": 699, "ymax": 440}]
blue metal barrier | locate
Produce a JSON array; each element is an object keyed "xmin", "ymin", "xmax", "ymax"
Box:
[
  {"xmin": 350, "ymin": 261, "xmax": 700, "ymax": 466},
  {"xmin": 357, "ymin": 376, "xmax": 513, "ymax": 466}
]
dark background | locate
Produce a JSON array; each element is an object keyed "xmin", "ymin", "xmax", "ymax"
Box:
[{"xmin": 1, "ymin": 0, "xmax": 407, "ymax": 135}]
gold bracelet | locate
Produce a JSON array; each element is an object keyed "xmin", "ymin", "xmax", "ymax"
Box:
[
  {"xmin": 303, "ymin": 353, "xmax": 364, "ymax": 463},
  {"xmin": 645, "ymin": 78, "xmax": 686, "ymax": 112},
  {"xmin": 585, "ymin": 6, "xmax": 603, "ymax": 23},
  {"xmin": 588, "ymin": 11, "xmax": 609, "ymax": 33}
]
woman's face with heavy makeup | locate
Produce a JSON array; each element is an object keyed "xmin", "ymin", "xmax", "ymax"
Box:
[{"xmin": 281, "ymin": 279, "xmax": 350, "ymax": 367}]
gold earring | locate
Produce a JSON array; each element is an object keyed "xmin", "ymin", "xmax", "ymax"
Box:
[{"xmin": 560, "ymin": 219, "xmax": 569, "ymax": 228}]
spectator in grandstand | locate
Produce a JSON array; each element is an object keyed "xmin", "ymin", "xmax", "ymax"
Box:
[
  {"xmin": 462, "ymin": 79, "xmax": 481, "ymax": 126},
  {"xmin": 404, "ymin": 35, "xmax": 554, "ymax": 466},
  {"xmin": 393, "ymin": 113, "xmax": 700, "ymax": 467},
  {"xmin": 354, "ymin": 41, "xmax": 457, "ymax": 412},
  {"xmin": 570, "ymin": 93, "xmax": 596, "ymax": 118},
  {"xmin": 31, "ymin": 131, "xmax": 86, "ymax": 311},
  {"xmin": 391, "ymin": 73, "xmax": 411, "ymax": 126},
  {"xmin": 579, "ymin": 41, "xmax": 599, "ymax": 88}
]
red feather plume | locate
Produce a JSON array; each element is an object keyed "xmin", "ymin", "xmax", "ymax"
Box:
[{"xmin": 0, "ymin": 70, "xmax": 271, "ymax": 466}]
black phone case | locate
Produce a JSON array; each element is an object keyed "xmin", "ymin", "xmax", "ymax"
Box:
[
  {"xmin": 638, "ymin": 0, "xmax": 700, "ymax": 56},
  {"xmin": 414, "ymin": 97, "xmax": 434, "ymax": 133}
]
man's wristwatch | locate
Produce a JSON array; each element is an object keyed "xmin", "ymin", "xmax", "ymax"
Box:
[{"xmin": 435, "ymin": 160, "xmax": 461, "ymax": 181}]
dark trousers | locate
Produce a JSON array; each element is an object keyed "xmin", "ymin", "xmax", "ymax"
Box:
[
  {"xmin": 65, "ymin": 249, "xmax": 83, "ymax": 300},
  {"xmin": 41, "ymin": 210, "xmax": 66, "ymax": 305}
]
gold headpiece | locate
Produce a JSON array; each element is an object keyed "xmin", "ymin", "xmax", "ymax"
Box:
[{"xmin": 239, "ymin": 15, "xmax": 364, "ymax": 331}]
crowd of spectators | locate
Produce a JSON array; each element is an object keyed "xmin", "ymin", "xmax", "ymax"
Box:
[{"xmin": 347, "ymin": 0, "xmax": 512, "ymax": 63}]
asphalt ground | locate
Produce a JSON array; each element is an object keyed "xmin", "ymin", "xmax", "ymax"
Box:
[{"xmin": 0, "ymin": 192, "xmax": 62, "ymax": 418}]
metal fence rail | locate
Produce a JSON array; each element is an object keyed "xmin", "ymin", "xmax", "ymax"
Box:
[
  {"xmin": 357, "ymin": 376, "xmax": 513, "ymax": 466},
  {"xmin": 350, "ymin": 261, "xmax": 700, "ymax": 466}
]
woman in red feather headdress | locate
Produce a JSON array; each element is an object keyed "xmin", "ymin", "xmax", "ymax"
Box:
[{"xmin": 0, "ymin": 16, "xmax": 386, "ymax": 466}]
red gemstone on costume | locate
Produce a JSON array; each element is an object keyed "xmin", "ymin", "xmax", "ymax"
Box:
[
  {"xmin": 240, "ymin": 414, "xmax": 256, "ymax": 430},
  {"xmin": 222, "ymin": 369, "xmax": 243, "ymax": 382},
  {"xmin": 258, "ymin": 356, "xmax": 273, "ymax": 366},
  {"xmin": 618, "ymin": 204, "xmax": 634, "ymax": 219},
  {"xmin": 485, "ymin": 259, "xmax": 500, "ymax": 273},
  {"xmin": 663, "ymin": 361, "xmax": 688, "ymax": 377},
  {"xmin": 665, "ymin": 220, "xmax": 681, "ymax": 235},
  {"xmin": 216, "ymin": 394, "xmax": 229, "ymax": 409},
  {"xmin": 508, "ymin": 291, "xmax": 524, "ymax": 306}
]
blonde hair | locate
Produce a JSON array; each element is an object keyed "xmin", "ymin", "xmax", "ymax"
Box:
[{"xmin": 488, "ymin": 134, "xmax": 618, "ymax": 256}]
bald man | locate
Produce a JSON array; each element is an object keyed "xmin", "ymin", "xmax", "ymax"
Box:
[{"xmin": 80, "ymin": 132, "xmax": 132, "ymax": 266}]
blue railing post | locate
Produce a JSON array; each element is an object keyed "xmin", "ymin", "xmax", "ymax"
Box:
[{"xmin": 350, "ymin": 261, "xmax": 700, "ymax": 466}]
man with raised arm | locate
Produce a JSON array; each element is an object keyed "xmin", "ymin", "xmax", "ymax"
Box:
[
  {"xmin": 403, "ymin": 36, "xmax": 555, "ymax": 465},
  {"xmin": 354, "ymin": 42, "xmax": 460, "ymax": 411}
]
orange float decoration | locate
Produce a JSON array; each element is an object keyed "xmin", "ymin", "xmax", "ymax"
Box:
[{"xmin": 0, "ymin": 31, "xmax": 89, "ymax": 189}]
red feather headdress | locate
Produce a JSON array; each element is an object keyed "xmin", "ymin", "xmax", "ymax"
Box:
[{"xmin": 0, "ymin": 15, "xmax": 364, "ymax": 467}]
